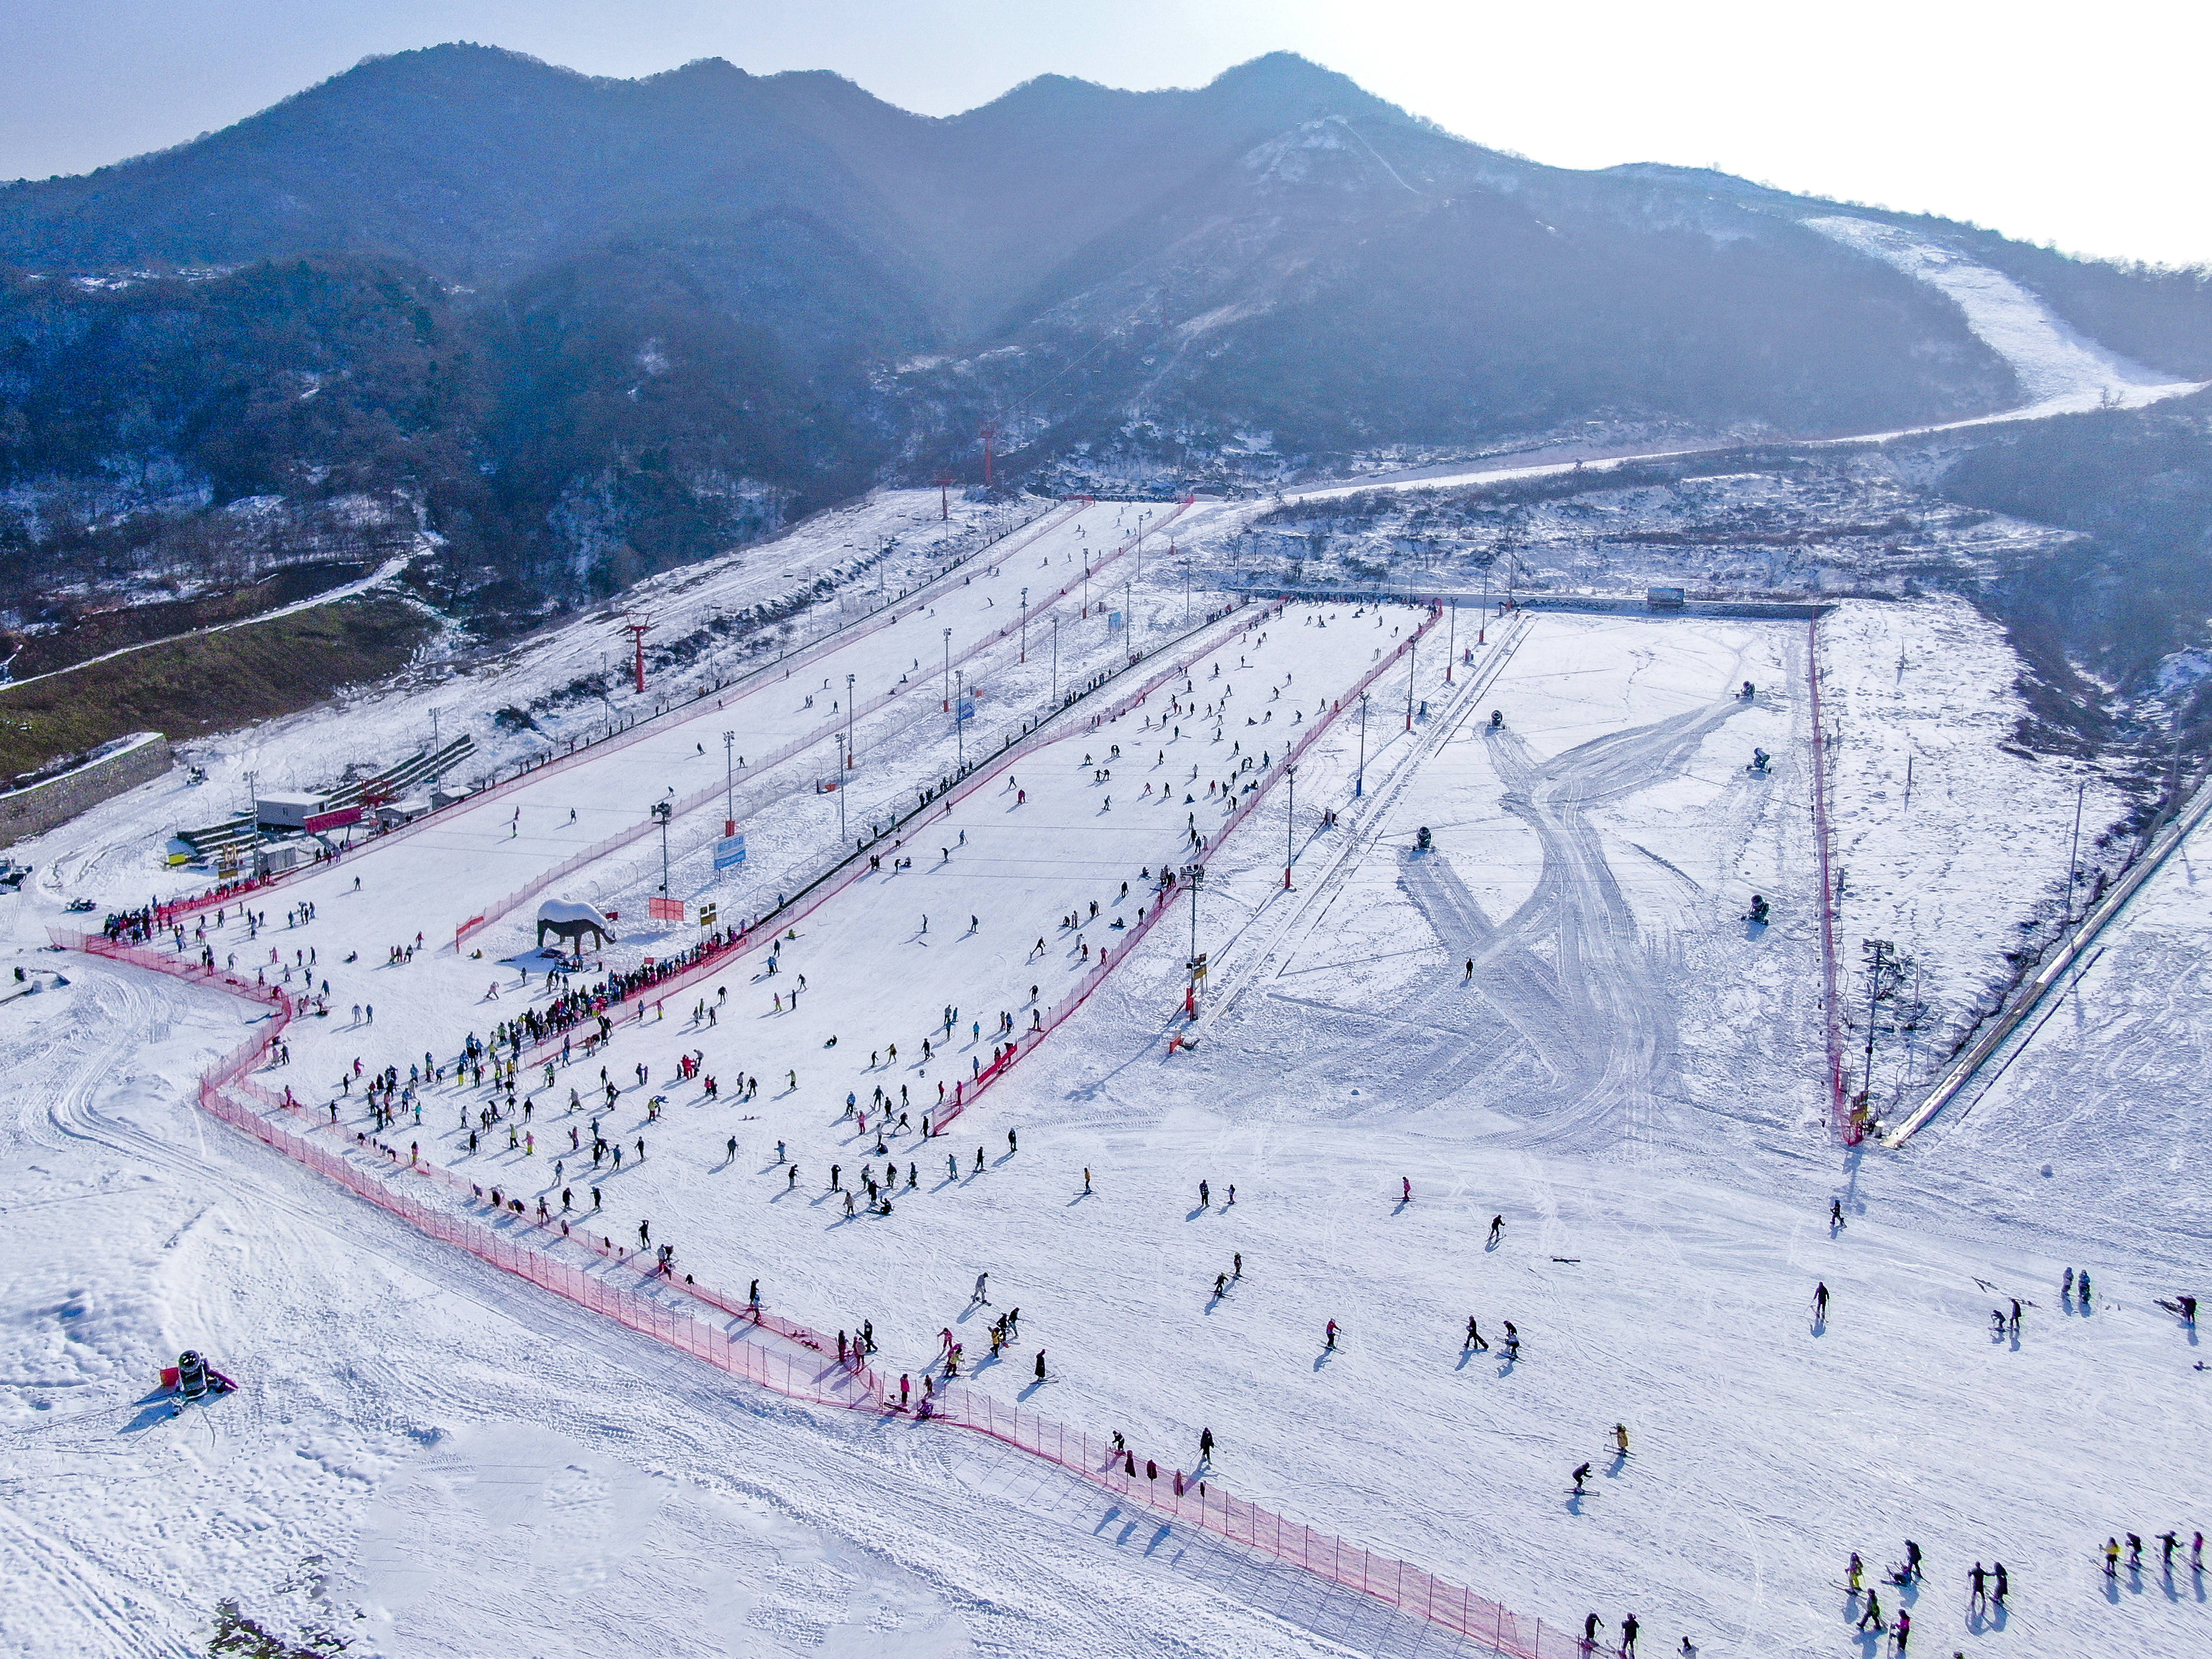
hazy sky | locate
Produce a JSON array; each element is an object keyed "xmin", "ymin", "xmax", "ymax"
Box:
[{"xmin": 6, "ymin": 1, "xmax": 2207, "ymax": 267}]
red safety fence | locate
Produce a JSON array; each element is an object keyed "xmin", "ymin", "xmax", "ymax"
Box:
[
  {"xmin": 507, "ymin": 586, "xmax": 1268, "ymax": 1070},
  {"xmin": 51, "ymin": 605, "xmax": 1569, "ymax": 1653},
  {"xmin": 933, "ymin": 600, "xmax": 1442, "ymax": 1136},
  {"xmin": 456, "ymin": 498, "xmax": 1191, "ymax": 946},
  {"xmin": 933, "ymin": 1385, "xmax": 1573, "ymax": 1658},
  {"xmin": 139, "ymin": 497, "xmax": 1089, "ymax": 934}
]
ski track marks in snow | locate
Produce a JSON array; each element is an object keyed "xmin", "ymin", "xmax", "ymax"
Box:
[{"xmin": 8, "ymin": 587, "xmax": 2212, "ymax": 1658}]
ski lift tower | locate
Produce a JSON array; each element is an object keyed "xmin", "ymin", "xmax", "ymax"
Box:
[
  {"xmin": 621, "ymin": 616, "xmax": 651, "ymax": 695},
  {"xmin": 935, "ymin": 472, "xmax": 954, "ymax": 522}
]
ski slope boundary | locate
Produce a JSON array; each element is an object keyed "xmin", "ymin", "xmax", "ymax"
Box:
[
  {"xmin": 1806, "ymin": 617, "xmax": 1851, "ymax": 1141},
  {"xmin": 453, "ymin": 497, "xmax": 1195, "ymax": 945},
  {"xmin": 51, "ymin": 923, "xmax": 1571, "ymax": 1658},
  {"xmin": 133, "ymin": 495, "xmax": 1086, "ymax": 933},
  {"xmin": 933, "ymin": 600, "xmax": 1445, "ymax": 1137}
]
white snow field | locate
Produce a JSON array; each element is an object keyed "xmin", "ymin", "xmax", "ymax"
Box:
[
  {"xmin": 1802, "ymin": 217, "xmax": 2197, "ymax": 415},
  {"xmin": 3, "ymin": 552, "xmax": 2207, "ymax": 1658}
]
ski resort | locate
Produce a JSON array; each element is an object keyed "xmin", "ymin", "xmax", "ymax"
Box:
[{"xmin": 2, "ymin": 26, "xmax": 2209, "ymax": 1659}]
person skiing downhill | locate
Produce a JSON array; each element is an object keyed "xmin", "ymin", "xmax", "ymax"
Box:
[
  {"xmin": 1814, "ymin": 1282, "xmax": 1830, "ymax": 1320},
  {"xmin": 1325, "ymin": 1319, "xmax": 1339, "ymax": 1351},
  {"xmin": 1465, "ymin": 1317, "xmax": 1486, "ymax": 1351},
  {"xmin": 1571, "ymin": 1461, "xmax": 1592, "ymax": 1495},
  {"xmin": 1489, "ymin": 1214, "xmax": 1504, "ymax": 1246}
]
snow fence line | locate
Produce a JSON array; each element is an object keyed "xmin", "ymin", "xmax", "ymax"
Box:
[
  {"xmin": 56, "ymin": 925, "xmax": 1571, "ymax": 1659},
  {"xmin": 1881, "ymin": 754, "xmax": 2212, "ymax": 1147},
  {"xmin": 455, "ymin": 496, "xmax": 1192, "ymax": 948},
  {"xmin": 140, "ymin": 496, "xmax": 1089, "ymax": 935},
  {"xmin": 504, "ymin": 581, "xmax": 1266, "ymax": 1073},
  {"xmin": 1806, "ymin": 616, "xmax": 1851, "ymax": 1143},
  {"xmin": 935, "ymin": 599, "xmax": 1445, "ymax": 1137}
]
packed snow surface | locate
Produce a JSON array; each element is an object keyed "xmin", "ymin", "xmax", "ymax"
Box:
[{"xmin": 2, "ymin": 540, "xmax": 2206, "ymax": 1657}]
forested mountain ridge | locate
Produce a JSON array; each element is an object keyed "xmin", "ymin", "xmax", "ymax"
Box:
[{"xmin": 2, "ymin": 44, "xmax": 2203, "ymax": 633}]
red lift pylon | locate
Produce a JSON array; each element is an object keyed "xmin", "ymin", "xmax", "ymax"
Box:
[{"xmin": 622, "ymin": 617, "xmax": 650, "ymax": 695}]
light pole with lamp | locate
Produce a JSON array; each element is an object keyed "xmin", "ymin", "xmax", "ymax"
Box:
[
  {"xmin": 1284, "ymin": 765, "xmax": 1296, "ymax": 889},
  {"xmin": 1355, "ymin": 691, "xmax": 1368, "ymax": 797},
  {"xmin": 1020, "ymin": 587, "xmax": 1030, "ymax": 662},
  {"xmin": 942, "ymin": 627, "xmax": 952, "ymax": 713},
  {"xmin": 955, "ymin": 669, "xmax": 966, "ymax": 770},
  {"xmin": 652, "ymin": 801, "xmax": 673, "ymax": 901}
]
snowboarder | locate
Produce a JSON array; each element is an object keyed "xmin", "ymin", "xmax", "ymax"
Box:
[{"xmin": 1893, "ymin": 1608, "xmax": 1910, "ymax": 1651}]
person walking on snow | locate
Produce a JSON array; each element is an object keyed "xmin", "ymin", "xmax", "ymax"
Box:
[{"xmin": 972, "ymin": 1271, "xmax": 989, "ymax": 1304}]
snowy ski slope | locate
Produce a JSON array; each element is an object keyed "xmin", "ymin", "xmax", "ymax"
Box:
[{"xmin": 2, "ymin": 553, "xmax": 2206, "ymax": 1658}]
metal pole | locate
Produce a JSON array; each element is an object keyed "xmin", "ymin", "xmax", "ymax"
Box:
[
  {"xmin": 1405, "ymin": 633, "xmax": 1417, "ymax": 731},
  {"xmin": 956, "ymin": 669, "xmax": 965, "ymax": 770},
  {"xmin": 723, "ymin": 730, "xmax": 734, "ymax": 835},
  {"xmin": 942, "ymin": 628, "xmax": 952, "ymax": 713},
  {"xmin": 2064, "ymin": 777, "xmax": 2086, "ymax": 924},
  {"xmin": 1445, "ymin": 600, "xmax": 1456, "ymax": 683},
  {"xmin": 1355, "ymin": 693, "xmax": 1368, "ymax": 797},
  {"xmin": 1020, "ymin": 588, "xmax": 1029, "ymax": 662},
  {"xmin": 1285, "ymin": 766, "xmax": 1295, "ymax": 889},
  {"xmin": 1051, "ymin": 617, "xmax": 1059, "ymax": 705}
]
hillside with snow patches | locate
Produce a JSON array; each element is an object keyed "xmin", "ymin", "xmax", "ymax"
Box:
[{"xmin": 1, "ymin": 432, "xmax": 2206, "ymax": 1659}]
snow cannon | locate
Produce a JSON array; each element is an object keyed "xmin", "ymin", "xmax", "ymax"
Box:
[
  {"xmin": 1749, "ymin": 747, "xmax": 1770, "ymax": 774},
  {"xmin": 1489, "ymin": 710, "xmax": 1504, "ymax": 730},
  {"xmin": 1415, "ymin": 826, "xmax": 1433, "ymax": 853},
  {"xmin": 161, "ymin": 1350, "xmax": 236, "ymax": 1411},
  {"xmin": 1741, "ymin": 681, "xmax": 1755, "ymax": 700},
  {"xmin": 1747, "ymin": 894, "xmax": 1770, "ymax": 926}
]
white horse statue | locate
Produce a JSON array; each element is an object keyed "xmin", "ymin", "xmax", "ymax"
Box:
[{"xmin": 537, "ymin": 898, "xmax": 616, "ymax": 952}]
